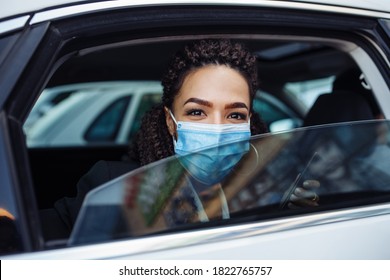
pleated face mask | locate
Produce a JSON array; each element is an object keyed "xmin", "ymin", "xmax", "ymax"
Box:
[{"xmin": 169, "ymin": 111, "xmax": 251, "ymax": 186}]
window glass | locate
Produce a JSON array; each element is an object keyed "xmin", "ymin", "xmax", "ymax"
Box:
[
  {"xmin": 128, "ymin": 93, "xmax": 162, "ymax": 142},
  {"xmin": 85, "ymin": 96, "xmax": 131, "ymax": 142},
  {"xmin": 69, "ymin": 120, "xmax": 390, "ymax": 245},
  {"xmin": 24, "ymin": 81, "xmax": 163, "ymax": 147},
  {"xmin": 253, "ymin": 97, "xmax": 290, "ymax": 126},
  {"xmin": 253, "ymin": 92, "xmax": 302, "ymax": 132},
  {"xmin": 23, "ymin": 89, "xmax": 74, "ymax": 132},
  {"xmin": 284, "ymin": 76, "xmax": 335, "ymax": 109}
]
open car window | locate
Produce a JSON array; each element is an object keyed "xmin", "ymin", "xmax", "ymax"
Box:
[{"xmin": 69, "ymin": 120, "xmax": 390, "ymax": 246}]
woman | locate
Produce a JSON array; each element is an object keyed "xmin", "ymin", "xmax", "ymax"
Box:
[
  {"xmin": 130, "ymin": 39, "xmax": 266, "ymax": 165},
  {"xmin": 41, "ymin": 39, "xmax": 318, "ymax": 239}
]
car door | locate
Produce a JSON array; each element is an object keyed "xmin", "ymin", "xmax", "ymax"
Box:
[{"xmin": 1, "ymin": 0, "xmax": 390, "ymax": 259}]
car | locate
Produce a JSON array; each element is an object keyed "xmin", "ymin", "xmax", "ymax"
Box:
[
  {"xmin": 24, "ymin": 81, "xmax": 164, "ymax": 146},
  {"xmin": 1, "ymin": 0, "xmax": 390, "ymax": 261}
]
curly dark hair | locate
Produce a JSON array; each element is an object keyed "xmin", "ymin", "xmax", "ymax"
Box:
[{"xmin": 130, "ymin": 39, "xmax": 267, "ymax": 166}]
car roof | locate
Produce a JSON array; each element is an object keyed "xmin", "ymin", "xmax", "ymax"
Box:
[{"xmin": 1, "ymin": 0, "xmax": 390, "ymax": 21}]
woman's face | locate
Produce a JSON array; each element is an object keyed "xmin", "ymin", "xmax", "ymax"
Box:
[{"xmin": 165, "ymin": 65, "xmax": 251, "ymax": 135}]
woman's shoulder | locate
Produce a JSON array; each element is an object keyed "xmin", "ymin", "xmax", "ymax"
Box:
[
  {"xmin": 43, "ymin": 159, "xmax": 141, "ymax": 240},
  {"xmin": 88, "ymin": 160, "xmax": 140, "ymax": 182}
]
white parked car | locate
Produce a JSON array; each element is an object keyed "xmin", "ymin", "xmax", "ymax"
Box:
[{"xmin": 25, "ymin": 81, "xmax": 163, "ymax": 146}]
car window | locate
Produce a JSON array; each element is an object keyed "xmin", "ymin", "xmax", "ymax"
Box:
[
  {"xmin": 84, "ymin": 96, "xmax": 131, "ymax": 142},
  {"xmin": 128, "ymin": 93, "xmax": 162, "ymax": 142},
  {"xmin": 69, "ymin": 120, "xmax": 390, "ymax": 245},
  {"xmin": 284, "ymin": 76, "xmax": 335, "ymax": 109},
  {"xmin": 15, "ymin": 31, "xmax": 388, "ymax": 255},
  {"xmin": 23, "ymin": 89, "xmax": 74, "ymax": 132},
  {"xmin": 253, "ymin": 92, "xmax": 301, "ymax": 131},
  {"xmin": 254, "ymin": 97, "xmax": 289, "ymax": 124}
]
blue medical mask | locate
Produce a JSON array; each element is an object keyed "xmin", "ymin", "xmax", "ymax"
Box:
[{"xmin": 169, "ymin": 111, "xmax": 251, "ymax": 186}]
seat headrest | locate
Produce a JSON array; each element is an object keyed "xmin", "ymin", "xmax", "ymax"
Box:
[
  {"xmin": 302, "ymin": 92, "xmax": 375, "ymax": 127},
  {"xmin": 333, "ymin": 67, "xmax": 380, "ymax": 116}
]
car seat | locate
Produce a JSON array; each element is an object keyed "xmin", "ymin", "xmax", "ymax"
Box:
[
  {"xmin": 303, "ymin": 67, "xmax": 378, "ymax": 127},
  {"xmin": 332, "ymin": 67, "xmax": 381, "ymax": 117},
  {"xmin": 302, "ymin": 91, "xmax": 375, "ymax": 127}
]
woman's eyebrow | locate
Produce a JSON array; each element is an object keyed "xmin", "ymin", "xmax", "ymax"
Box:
[
  {"xmin": 183, "ymin": 98, "xmax": 213, "ymax": 107},
  {"xmin": 225, "ymin": 102, "xmax": 249, "ymax": 110}
]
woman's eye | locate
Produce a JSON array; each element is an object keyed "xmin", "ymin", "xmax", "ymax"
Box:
[
  {"xmin": 229, "ymin": 112, "xmax": 247, "ymax": 120},
  {"xmin": 185, "ymin": 109, "xmax": 204, "ymax": 116}
]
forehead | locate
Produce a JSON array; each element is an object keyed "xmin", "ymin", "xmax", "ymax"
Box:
[{"xmin": 176, "ymin": 65, "xmax": 250, "ymax": 103}]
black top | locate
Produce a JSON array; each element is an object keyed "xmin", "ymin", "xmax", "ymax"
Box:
[{"xmin": 39, "ymin": 160, "xmax": 140, "ymax": 240}]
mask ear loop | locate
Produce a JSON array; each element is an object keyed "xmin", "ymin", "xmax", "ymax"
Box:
[
  {"xmin": 168, "ymin": 110, "xmax": 179, "ymax": 144},
  {"xmin": 169, "ymin": 110, "xmax": 178, "ymax": 125},
  {"xmin": 232, "ymin": 143, "xmax": 260, "ymax": 176}
]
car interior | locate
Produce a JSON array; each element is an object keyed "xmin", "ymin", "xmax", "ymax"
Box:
[{"xmin": 27, "ymin": 37, "xmax": 367, "ymax": 211}]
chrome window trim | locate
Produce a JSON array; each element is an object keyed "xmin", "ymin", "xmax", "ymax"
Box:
[
  {"xmin": 5, "ymin": 202, "xmax": 390, "ymax": 259},
  {"xmin": 0, "ymin": 16, "xmax": 30, "ymax": 35},
  {"xmin": 30, "ymin": 0, "xmax": 390, "ymax": 25}
]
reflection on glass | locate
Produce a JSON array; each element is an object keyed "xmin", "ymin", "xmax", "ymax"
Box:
[{"xmin": 69, "ymin": 120, "xmax": 390, "ymax": 245}]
